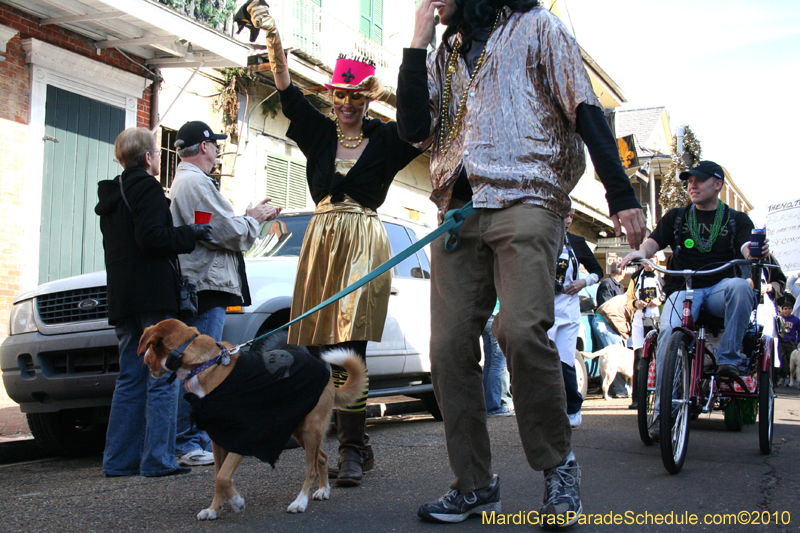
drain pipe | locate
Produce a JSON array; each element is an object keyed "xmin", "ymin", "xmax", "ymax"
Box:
[{"xmin": 149, "ymin": 68, "xmax": 162, "ymax": 130}]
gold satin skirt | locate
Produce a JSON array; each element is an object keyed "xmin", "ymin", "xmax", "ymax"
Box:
[{"xmin": 288, "ymin": 195, "xmax": 392, "ymax": 345}]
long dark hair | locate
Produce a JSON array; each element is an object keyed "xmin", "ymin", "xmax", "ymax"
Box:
[{"xmin": 442, "ymin": 0, "xmax": 540, "ymax": 54}]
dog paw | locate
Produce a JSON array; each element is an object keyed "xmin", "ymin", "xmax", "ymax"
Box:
[
  {"xmin": 312, "ymin": 487, "xmax": 330, "ymax": 500},
  {"xmin": 287, "ymin": 493, "xmax": 309, "ymax": 513},
  {"xmin": 229, "ymin": 494, "xmax": 245, "ymax": 514},
  {"xmin": 197, "ymin": 509, "xmax": 218, "ymax": 521}
]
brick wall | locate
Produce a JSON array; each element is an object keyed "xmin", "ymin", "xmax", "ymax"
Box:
[
  {"xmin": 0, "ymin": 3, "xmax": 150, "ymax": 80},
  {"xmin": 0, "ymin": 4, "xmax": 152, "ymax": 348}
]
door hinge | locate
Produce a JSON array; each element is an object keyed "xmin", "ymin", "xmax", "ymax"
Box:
[{"xmin": 42, "ymin": 135, "xmax": 60, "ymax": 143}]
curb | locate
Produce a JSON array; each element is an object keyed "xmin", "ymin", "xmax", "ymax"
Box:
[{"xmin": 366, "ymin": 399, "xmax": 427, "ymax": 419}]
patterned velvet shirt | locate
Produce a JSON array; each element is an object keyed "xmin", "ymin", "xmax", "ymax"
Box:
[{"xmin": 398, "ymin": 7, "xmax": 615, "ymax": 222}]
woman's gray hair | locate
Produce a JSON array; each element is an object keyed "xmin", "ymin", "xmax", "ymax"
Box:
[{"xmin": 175, "ymin": 139, "xmax": 201, "ymax": 158}]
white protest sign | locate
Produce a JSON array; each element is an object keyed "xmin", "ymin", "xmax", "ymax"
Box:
[{"xmin": 765, "ymin": 197, "xmax": 800, "ymax": 272}]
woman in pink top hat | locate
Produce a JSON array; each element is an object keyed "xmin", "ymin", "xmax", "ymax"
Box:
[{"xmin": 252, "ymin": 5, "xmax": 422, "ymax": 487}]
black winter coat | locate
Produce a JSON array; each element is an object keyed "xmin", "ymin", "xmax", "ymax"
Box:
[{"xmin": 95, "ymin": 168, "xmax": 197, "ymax": 324}]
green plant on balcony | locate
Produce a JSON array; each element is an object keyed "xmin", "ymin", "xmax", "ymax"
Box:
[{"xmin": 157, "ymin": 0, "xmax": 237, "ymax": 29}]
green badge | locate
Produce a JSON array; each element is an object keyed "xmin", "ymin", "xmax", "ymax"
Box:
[{"xmin": 684, "ymin": 238, "xmax": 695, "ymax": 249}]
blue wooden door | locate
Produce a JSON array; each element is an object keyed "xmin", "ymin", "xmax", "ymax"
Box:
[{"xmin": 39, "ymin": 85, "xmax": 125, "ymax": 284}]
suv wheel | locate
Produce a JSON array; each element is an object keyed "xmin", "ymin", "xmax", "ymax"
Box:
[{"xmin": 27, "ymin": 409, "xmax": 108, "ymax": 458}]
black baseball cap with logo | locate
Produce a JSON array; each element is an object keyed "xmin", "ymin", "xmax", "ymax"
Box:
[
  {"xmin": 175, "ymin": 121, "xmax": 227, "ymax": 147},
  {"xmin": 679, "ymin": 160, "xmax": 725, "ymax": 181}
]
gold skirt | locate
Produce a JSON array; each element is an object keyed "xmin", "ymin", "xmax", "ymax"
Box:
[{"xmin": 288, "ymin": 195, "xmax": 392, "ymax": 346}]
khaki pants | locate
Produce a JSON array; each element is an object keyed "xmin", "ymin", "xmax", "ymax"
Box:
[{"xmin": 430, "ymin": 203, "xmax": 571, "ymax": 493}]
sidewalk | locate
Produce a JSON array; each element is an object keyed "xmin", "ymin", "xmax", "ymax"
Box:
[{"xmin": 0, "ymin": 388, "xmax": 31, "ymax": 443}]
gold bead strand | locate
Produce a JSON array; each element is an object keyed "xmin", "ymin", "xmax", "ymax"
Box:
[
  {"xmin": 438, "ymin": 9, "xmax": 502, "ymax": 156},
  {"xmin": 336, "ymin": 121, "xmax": 364, "ymax": 149}
]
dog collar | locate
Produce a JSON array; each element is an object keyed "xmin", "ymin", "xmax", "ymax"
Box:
[{"xmin": 186, "ymin": 344, "xmax": 232, "ymax": 380}]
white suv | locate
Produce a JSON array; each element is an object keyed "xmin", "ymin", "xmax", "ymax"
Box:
[{"xmin": 1, "ymin": 211, "xmax": 439, "ymax": 456}]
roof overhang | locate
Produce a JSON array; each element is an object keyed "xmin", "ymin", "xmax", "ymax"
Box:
[{"xmin": 3, "ymin": 0, "xmax": 248, "ymax": 68}]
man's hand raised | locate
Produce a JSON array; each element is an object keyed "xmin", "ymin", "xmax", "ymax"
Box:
[
  {"xmin": 612, "ymin": 208, "xmax": 646, "ymax": 250},
  {"xmin": 411, "ymin": 0, "xmax": 445, "ymax": 49}
]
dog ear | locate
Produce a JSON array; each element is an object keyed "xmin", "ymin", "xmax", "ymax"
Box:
[{"xmin": 138, "ymin": 322, "xmax": 165, "ymax": 357}]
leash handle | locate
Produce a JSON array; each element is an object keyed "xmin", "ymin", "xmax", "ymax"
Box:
[{"xmin": 247, "ymin": 201, "xmax": 477, "ymax": 346}]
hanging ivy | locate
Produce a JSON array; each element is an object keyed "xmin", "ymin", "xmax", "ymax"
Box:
[
  {"xmin": 659, "ymin": 125, "xmax": 702, "ymax": 211},
  {"xmin": 157, "ymin": 0, "xmax": 237, "ymax": 30}
]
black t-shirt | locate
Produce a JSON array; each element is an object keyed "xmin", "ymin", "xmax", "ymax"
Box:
[{"xmin": 650, "ymin": 205, "xmax": 754, "ymax": 294}]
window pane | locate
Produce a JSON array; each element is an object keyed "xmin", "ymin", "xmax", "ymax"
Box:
[{"xmin": 384, "ymin": 222, "xmax": 422, "ymax": 279}]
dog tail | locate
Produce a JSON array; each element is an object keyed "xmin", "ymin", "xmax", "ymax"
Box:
[
  {"xmin": 579, "ymin": 350, "xmax": 601, "ymax": 360},
  {"xmin": 321, "ymin": 348, "xmax": 369, "ymax": 409}
]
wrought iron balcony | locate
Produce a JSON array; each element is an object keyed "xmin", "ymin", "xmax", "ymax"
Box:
[{"xmin": 156, "ymin": 0, "xmax": 236, "ymax": 33}]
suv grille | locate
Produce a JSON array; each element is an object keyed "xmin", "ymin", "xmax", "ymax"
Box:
[{"xmin": 37, "ymin": 287, "xmax": 109, "ymax": 324}]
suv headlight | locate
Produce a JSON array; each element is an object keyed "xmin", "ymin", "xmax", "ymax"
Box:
[{"xmin": 10, "ymin": 300, "xmax": 38, "ymax": 335}]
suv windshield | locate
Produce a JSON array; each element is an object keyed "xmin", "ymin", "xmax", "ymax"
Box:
[{"xmin": 244, "ymin": 214, "xmax": 312, "ymax": 258}]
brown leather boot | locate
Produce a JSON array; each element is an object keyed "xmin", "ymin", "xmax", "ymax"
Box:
[{"xmin": 334, "ymin": 410, "xmax": 367, "ymax": 487}]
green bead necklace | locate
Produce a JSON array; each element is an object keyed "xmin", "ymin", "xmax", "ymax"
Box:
[{"xmin": 685, "ymin": 201, "xmax": 728, "ymax": 253}]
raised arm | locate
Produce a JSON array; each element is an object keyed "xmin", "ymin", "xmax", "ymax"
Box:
[{"xmin": 249, "ymin": 2, "xmax": 290, "ymax": 90}]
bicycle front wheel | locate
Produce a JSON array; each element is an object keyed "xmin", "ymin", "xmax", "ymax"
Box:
[{"xmin": 660, "ymin": 330, "xmax": 692, "ymax": 474}]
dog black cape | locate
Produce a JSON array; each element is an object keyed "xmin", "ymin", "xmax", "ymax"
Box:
[{"xmin": 187, "ymin": 344, "xmax": 329, "ymax": 467}]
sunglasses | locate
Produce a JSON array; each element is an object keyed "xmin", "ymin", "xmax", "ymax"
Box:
[{"xmin": 333, "ymin": 91, "xmax": 367, "ymax": 106}]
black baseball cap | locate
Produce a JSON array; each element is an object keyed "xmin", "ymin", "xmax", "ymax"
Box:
[
  {"xmin": 679, "ymin": 160, "xmax": 725, "ymax": 181},
  {"xmin": 175, "ymin": 121, "xmax": 227, "ymax": 147}
]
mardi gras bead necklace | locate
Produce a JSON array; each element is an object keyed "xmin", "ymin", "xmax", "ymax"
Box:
[
  {"xmin": 336, "ymin": 120, "xmax": 364, "ymax": 149},
  {"xmin": 438, "ymin": 9, "xmax": 502, "ymax": 156},
  {"xmin": 684, "ymin": 201, "xmax": 728, "ymax": 253}
]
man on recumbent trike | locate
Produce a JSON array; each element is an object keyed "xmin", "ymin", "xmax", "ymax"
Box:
[{"xmin": 620, "ymin": 161, "xmax": 769, "ymax": 441}]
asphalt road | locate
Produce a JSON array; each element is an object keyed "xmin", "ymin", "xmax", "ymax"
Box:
[{"xmin": 1, "ymin": 389, "xmax": 798, "ymax": 533}]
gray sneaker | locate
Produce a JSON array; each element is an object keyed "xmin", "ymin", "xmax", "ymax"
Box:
[
  {"xmin": 540, "ymin": 453, "xmax": 582, "ymax": 529},
  {"xmin": 418, "ymin": 474, "xmax": 501, "ymax": 523}
]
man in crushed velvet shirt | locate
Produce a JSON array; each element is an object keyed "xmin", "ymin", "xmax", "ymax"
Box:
[{"xmin": 397, "ymin": 0, "xmax": 646, "ymax": 527}]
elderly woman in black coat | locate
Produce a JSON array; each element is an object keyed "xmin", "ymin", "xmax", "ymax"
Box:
[{"xmin": 95, "ymin": 127, "xmax": 211, "ymax": 477}]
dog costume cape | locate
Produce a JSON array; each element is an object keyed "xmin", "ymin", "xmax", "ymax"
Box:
[{"xmin": 187, "ymin": 343, "xmax": 329, "ymax": 467}]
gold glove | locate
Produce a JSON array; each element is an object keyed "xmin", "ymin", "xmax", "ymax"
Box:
[
  {"xmin": 247, "ymin": 0, "xmax": 273, "ymax": 30},
  {"xmin": 358, "ymin": 75, "xmax": 392, "ymax": 101},
  {"xmin": 249, "ymin": 1, "xmax": 286, "ymax": 74},
  {"xmin": 265, "ymin": 27, "xmax": 287, "ymax": 74}
]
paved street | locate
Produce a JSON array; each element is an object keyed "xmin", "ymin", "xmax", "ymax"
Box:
[{"xmin": 1, "ymin": 388, "xmax": 798, "ymax": 533}]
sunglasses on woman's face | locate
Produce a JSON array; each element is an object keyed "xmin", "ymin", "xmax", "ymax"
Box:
[{"xmin": 333, "ymin": 91, "xmax": 367, "ymax": 106}]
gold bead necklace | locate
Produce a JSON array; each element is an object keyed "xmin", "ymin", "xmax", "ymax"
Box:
[
  {"xmin": 336, "ymin": 121, "xmax": 364, "ymax": 149},
  {"xmin": 438, "ymin": 9, "xmax": 502, "ymax": 156}
]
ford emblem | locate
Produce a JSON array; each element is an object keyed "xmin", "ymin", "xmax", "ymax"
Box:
[{"xmin": 77, "ymin": 299, "xmax": 99, "ymax": 310}]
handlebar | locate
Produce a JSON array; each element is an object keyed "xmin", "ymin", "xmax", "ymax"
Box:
[{"xmin": 629, "ymin": 258, "xmax": 779, "ymax": 279}]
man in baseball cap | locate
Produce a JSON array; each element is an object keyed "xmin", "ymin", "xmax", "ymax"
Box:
[
  {"xmin": 175, "ymin": 121, "xmax": 227, "ymax": 148},
  {"xmin": 168, "ymin": 120, "xmax": 280, "ymax": 467},
  {"xmin": 679, "ymin": 160, "xmax": 725, "ymax": 181}
]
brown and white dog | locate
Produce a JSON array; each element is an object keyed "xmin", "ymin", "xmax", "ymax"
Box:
[
  {"xmin": 789, "ymin": 347, "xmax": 800, "ymax": 389},
  {"xmin": 139, "ymin": 319, "xmax": 367, "ymax": 519},
  {"xmin": 580, "ymin": 345, "xmax": 635, "ymax": 400}
]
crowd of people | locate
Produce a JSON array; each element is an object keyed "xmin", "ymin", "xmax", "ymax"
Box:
[{"xmin": 90, "ymin": 0, "xmax": 798, "ymax": 529}]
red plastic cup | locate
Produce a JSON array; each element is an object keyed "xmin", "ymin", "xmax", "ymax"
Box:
[{"xmin": 194, "ymin": 211, "xmax": 212, "ymax": 224}]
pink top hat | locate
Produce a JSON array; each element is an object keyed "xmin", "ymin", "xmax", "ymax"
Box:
[{"xmin": 325, "ymin": 55, "xmax": 376, "ymax": 91}]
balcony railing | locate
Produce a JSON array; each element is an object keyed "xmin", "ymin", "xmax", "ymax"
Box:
[
  {"xmin": 156, "ymin": 0, "xmax": 236, "ymax": 33},
  {"xmin": 269, "ymin": 0, "xmax": 401, "ymax": 87}
]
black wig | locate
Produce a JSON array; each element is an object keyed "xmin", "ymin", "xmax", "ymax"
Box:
[{"xmin": 442, "ymin": 0, "xmax": 541, "ymax": 54}]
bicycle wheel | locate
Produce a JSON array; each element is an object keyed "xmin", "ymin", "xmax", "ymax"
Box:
[
  {"xmin": 759, "ymin": 367, "xmax": 774, "ymax": 454},
  {"xmin": 660, "ymin": 330, "xmax": 692, "ymax": 474},
  {"xmin": 636, "ymin": 356, "xmax": 655, "ymax": 445}
]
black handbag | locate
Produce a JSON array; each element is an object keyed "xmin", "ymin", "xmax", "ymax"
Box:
[
  {"xmin": 119, "ymin": 175, "xmax": 197, "ymax": 319},
  {"xmin": 172, "ymin": 260, "xmax": 198, "ymax": 320}
]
